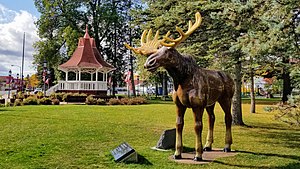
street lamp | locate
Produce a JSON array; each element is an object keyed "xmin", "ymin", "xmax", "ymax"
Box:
[{"xmin": 8, "ymin": 70, "xmax": 12, "ymax": 99}]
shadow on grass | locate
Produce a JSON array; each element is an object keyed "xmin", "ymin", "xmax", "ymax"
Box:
[
  {"xmin": 214, "ymin": 150, "xmax": 300, "ymax": 169},
  {"xmin": 236, "ymin": 150, "xmax": 300, "ymax": 161},
  {"xmin": 0, "ymin": 108, "xmax": 13, "ymax": 112},
  {"xmin": 243, "ymin": 124, "xmax": 300, "ymax": 149},
  {"xmin": 214, "ymin": 160, "xmax": 300, "ymax": 169},
  {"xmin": 123, "ymin": 154, "xmax": 153, "ymax": 165}
]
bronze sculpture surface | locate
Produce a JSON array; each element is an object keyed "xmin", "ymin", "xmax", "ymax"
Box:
[{"xmin": 125, "ymin": 12, "xmax": 234, "ymax": 161}]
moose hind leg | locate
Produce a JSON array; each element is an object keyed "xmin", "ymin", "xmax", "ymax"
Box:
[
  {"xmin": 219, "ymin": 98, "xmax": 233, "ymax": 152},
  {"xmin": 203, "ymin": 104, "xmax": 216, "ymax": 151},
  {"xmin": 174, "ymin": 105, "xmax": 186, "ymax": 159},
  {"xmin": 192, "ymin": 107, "xmax": 205, "ymax": 161}
]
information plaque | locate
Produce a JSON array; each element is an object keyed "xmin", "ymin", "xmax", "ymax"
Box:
[{"xmin": 111, "ymin": 142, "xmax": 138, "ymax": 162}]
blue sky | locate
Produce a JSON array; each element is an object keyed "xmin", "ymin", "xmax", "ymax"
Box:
[
  {"xmin": 0, "ymin": 0, "xmax": 40, "ymax": 76},
  {"xmin": 0, "ymin": 0, "xmax": 39, "ymax": 17}
]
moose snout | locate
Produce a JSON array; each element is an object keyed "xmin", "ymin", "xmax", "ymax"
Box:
[{"xmin": 144, "ymin": 58, "xmax": 156, "ymax": 68}]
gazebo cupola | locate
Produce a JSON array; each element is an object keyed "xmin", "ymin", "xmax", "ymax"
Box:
[{"xmin": 57, "ymin": 26, "xmax": 115, "ymax": 96}]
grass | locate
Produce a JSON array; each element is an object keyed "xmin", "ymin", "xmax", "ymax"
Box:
[{"xmin": 0, "ymin": 102, "xmax": 299, "ymax": 169}]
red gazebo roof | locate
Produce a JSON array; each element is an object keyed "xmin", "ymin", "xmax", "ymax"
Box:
[{"xmin": 59, "ymin": 26, "xmax": 114, "ymax": 71}]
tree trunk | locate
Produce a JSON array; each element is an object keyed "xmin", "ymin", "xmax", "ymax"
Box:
[
  {"xmin": 162, "ymin": 71, "xmax": 168, "ymax": 96},
  {"xmin": 282, "ymin": 69, "xmax": 292, "ymax": 103},
  {"xmin": 282, "ymin": 58, "xmax": 292, "ymax": 103},
  {"xmin": 128, "ymin": 0, "xmax": 136, "ymax": 97},
  {"xmin": 232, "ymin": 60, "xmax": 245, "ymax": 125},
  {"xmin": 250, "ymin": 56, "xmax": 255, "ymax": 113}
]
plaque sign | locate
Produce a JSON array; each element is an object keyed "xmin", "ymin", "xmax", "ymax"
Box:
[{"xmin": 111, "ymin": 142, "xmax": 138, "ymax": 162}]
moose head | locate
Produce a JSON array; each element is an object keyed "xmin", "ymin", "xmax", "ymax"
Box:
[
  {"xmin": 125, "ymin": 12, "xmax": 202, "ymax": 72},
  {"xmin": 125, "ymin": 12, "xmax": 234, "ymax": 162}
]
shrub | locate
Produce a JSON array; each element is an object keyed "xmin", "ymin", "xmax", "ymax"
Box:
[
  {"xmin": 134, "ymin": 97, "xmax": 148, "ymax": 104},
  {"xmin": 85, "ymin": 95, "xmax": 97, "ymax": 105},
  {"xmin": 62, "ymin": 93, "xmax": 73, "ymax": 102},
  {"xmin": 97, "ymin": 99, "xmax": 106, "ymax": 105},
  {"xmin": 36, "ymin": 91, "xmax": 44, "ymax": 99},
  {"xmin": 16, "ymin": 92, "xmax": 24, "ymax": 99},
  {"xmin": 23, "ymin": 97, "xmax": 38, "ymax": 105},
  {"xmin": 274, "ymin": 96, "xmax": 300, "ymax": 126},
  {"xmin": 39, "ymin": 97, "xmax": 52, "ymax": 105},
  {"xmin": 14, "ymin": 99, "xmax": 23, "ymax": 106},
  {"xmin": 108, "ymin": 98, "xmax": 122, "ymax": 105},
  {"xmin": 50, "ymin": 93, "xmax": 64, "ymax": 101},
  {"xmin": 52, "ymin": 99, "xmax": 60, "ymax": 105},
  {"xmin": 120, "ymin": 98, "xmax": 130, "ymax": 105},
  {"xmin": 73, "ymin": 93, "xmax": 87, "ymax": 97}
]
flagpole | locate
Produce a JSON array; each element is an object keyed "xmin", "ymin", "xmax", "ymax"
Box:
[{"xmin": 21, "ymin": 32, "xmax": 25, "ymax": 92}]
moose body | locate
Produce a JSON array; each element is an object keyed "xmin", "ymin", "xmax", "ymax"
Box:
[
  {"xmin": 145, "ymin": 47, "xmax": 234, "ymax": 161},
  {"xmin": 125, "ymin": 12, "xmax": 234, "ymax": 161}
]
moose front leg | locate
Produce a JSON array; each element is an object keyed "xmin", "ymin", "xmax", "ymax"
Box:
[
  {"xmin": 174, "ymin": 104, "xmax": 186, "ymax": 159},
  {"xmin": 204, "ymin": 104, "xmax": 216, "ymax": 151},
  {"xmin": 192, "ymin": 107, "xmax": 205, "ymax": 161}
]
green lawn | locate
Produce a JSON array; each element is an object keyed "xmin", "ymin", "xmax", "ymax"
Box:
[{"xmin": 0, "ymin": 102, "xmax": 299, "ymax": 169}]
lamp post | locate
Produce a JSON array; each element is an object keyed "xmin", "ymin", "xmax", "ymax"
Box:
[
  {"xmin": 16, "ymin": 73, "xmax": 19, "ymax": 91},
  {"xmin": 47, "ymin": 70, "xmax": 51, "ymax": 89},
  {"xmin": 11, "ymin": 65, "xmax": 21, "ymax": 92},
  {"xmin": 43, "ymin": 59, "xmax": 47, "ymax": 97},
  {"xmin": 8, "ymin": 70, "xmax": 12, "ymax": 99}
]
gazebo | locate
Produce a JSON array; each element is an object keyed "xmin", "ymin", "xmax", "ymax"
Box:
[{"xmin": 49, "ymin": 26, "xmax": 115, "ymax": 96}]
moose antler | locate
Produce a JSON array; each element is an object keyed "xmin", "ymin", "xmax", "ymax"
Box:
[
  {"xmin": 161, "ymin": 12, "xmax": 202, "ymax": 48},
  {"xmin": 125, "ymin": 12, "xmax": 202, "ymax": 55},
  {"xmin": 124, "ymin": 29, "xmax": 167, "ymax": 55}
]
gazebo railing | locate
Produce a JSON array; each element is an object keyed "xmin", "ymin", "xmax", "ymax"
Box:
[{"xmin": 57, "ymin": 81, "xmax": 107, "ymax": 91}]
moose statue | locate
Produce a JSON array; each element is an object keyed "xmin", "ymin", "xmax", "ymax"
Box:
[{"xmin": 125, "ymin": 12, "xmax": 234, "ymax": 161}]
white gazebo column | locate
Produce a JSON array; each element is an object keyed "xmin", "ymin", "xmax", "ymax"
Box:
[
  {"xmin": 105, "ymin": 73, "xmax": 107, "ymax": 82},
  {"xmin": 76, "ymin": 71, "xmax": 78, "ymax": 81},
  {"xmin": 79, "ymin": 70, "xmax": 81, "ymax": 81},
  {"xmin": 96, "ymin": 70, "xmax": 98, "ymax": 81},
  {"xmin": 66, "ymin": 71, "xmax": 69, "ymax": 81},
  {"xmin": 91, "ymin": 73, "xmax": 93, "ymax": 81},
  {"xmin": 78, "ymin": 69, "xmax": 81, "ymax": 90}
]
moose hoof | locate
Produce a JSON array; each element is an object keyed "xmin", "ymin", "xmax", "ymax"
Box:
[
  {"xmin": 193, "ymin": 156, "xmax": 203, "ymax": 161},
  {"xmin": 223, "ymin": 148, "xmax": 231, "ymax": 152},
  {"xmin": 173, "ymin": 154, "xmax": 182, "ymax": 160},
  {"xmin": 203, "ymin": 147, "xmax": 212, "ymax": 151}
]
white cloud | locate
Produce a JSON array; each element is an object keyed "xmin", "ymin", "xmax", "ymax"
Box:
[{"xmin": 0, "ymin": 4, "xmax": 39, "ymax": 77}]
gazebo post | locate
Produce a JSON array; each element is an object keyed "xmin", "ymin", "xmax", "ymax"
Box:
[
  {"xmin": 76, "ymin": 71, "xmax": 78, "ymax": 81},
  {"xmin": 66, "ymin": 71, "xmax": 68, "ymax": 81},
  {"xmin": 96, "ymin": 70, "xmax": 98, "ymax": 82}
]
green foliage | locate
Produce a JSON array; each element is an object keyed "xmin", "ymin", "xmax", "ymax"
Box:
[
  {"xmin": 107, "ymin": 98, "xmax": 122, "ymax": 105},
  {"xmin": 39, "ymin": 98, "xmax": 52, "ymax": 105},
  {"xmin": 16, "ymin": 92, "xmax": 24, "ymax": 100},
  {"xmin": 23, "ymin": 97, "xmax": 39, "ymax": 105},
  {"xmin": 275, "ymin": 96, "xmax": 300, "ymax": 126},
  {"xmin": 290, "ymin": 66, "xmax": 300, "ymax": 89},
  {"xmin": 50, "ymin": 92, "xmax": 64, "ymax": 101},
  {"xmin": 85, "ymin": 95, "xmax": 97, "ymax": 105},
  {"xmin": 51, "ymin": 99, "xmax": 60, "ymax": 105},
  {"xmin": 13, "ymin": 99, "xmax": 23, "ymax": 106},
  {"xmin": 96, "ymin": 99, "xmax": 106, "ymax": 105}
]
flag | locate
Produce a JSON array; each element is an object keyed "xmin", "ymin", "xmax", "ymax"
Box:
[
  {"xmin": 124, "ymin": 71, "xmax": 131, "ymax": 83},
  {"xmin": 45, "ymin": 78, "xmax": 49, "ymax": 84}
]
